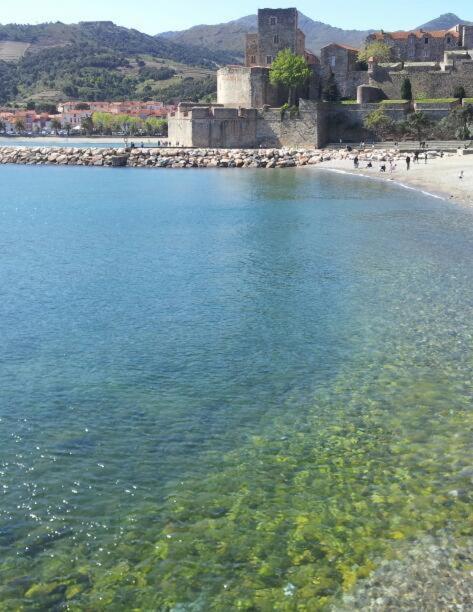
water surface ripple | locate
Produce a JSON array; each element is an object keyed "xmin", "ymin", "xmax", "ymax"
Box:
[{"xmin": 0, "ymin": 166, "xmax": 472, "ymax": 610}]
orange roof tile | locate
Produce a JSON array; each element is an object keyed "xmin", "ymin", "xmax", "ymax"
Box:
[{"xmin": 372, "ymin": 29, "xmax": 460, "ymax": 41}]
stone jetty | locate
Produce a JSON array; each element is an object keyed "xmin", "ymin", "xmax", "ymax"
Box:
[{"xmin": 0, "ymin": 145, "xmax": 453, "ymax": 170}]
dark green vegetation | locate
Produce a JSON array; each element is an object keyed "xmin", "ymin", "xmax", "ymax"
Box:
[
  {"xmin": 401, "ymin": 78, "xmax": 413, "ymax": 102},
  {"xmin": 269, "ymin": 50, "xmax": 311, "ymax": 106},
  {"xmin": 0, "ymin": 21, "xmax": 234, "ymax": 104},
  {"xmin": 363, "ymin": 104, "xmax": 473, "ymax": 141}
]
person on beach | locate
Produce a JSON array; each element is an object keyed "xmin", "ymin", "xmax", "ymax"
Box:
[
  {"xmin": 424, "ymin": 153, "xmax": 428, "ymax": 164},
  {"xmin": 380, "ymin": 164, "xmax": 386, "ymax": 173},
  {"xmin": 459, "ymin": 171, "xmax": 464, "ymax": 180},
  {"xmin": 354, "ymin": 156, "xmax": 359, "ymax": 169},
  {"xmin": 406, "ymin": 156, "xmax": 411, "ymax": 170},
  {"xmin": 414, "ymin": 151, "xmax": 419, "ymax": 163},
  {"xmin": 367, "ymin": 162, "xmax": 373, "ymax": 168}
]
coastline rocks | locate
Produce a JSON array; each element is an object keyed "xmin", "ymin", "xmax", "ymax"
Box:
[{"xmin": 0, "ymin": 146, "xmax": 455, "ymax": 170}]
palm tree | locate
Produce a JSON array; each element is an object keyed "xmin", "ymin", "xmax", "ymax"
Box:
[{"xmin": 64, "ymin": 122, "xmax": 72, "ymax": 137}]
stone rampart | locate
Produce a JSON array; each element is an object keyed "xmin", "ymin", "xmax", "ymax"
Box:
[
  {"xmin": 168, "ymin": 100, "xmax": 327, "ymax": 149},
  {"xmin": 370, "ymin": 63, "xmax": 473, "ymax": 99}
]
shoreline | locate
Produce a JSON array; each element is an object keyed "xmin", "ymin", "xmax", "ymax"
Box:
[
  {"xmin": 317, "ymin": 154, "xmax": 473, "ymax": 207},
  {"xmin": 317, "ymin": 166, "xmax": 449, "ymax": 203},
  {"xmin": 1, "ymin": 143, "xmax": 473, "ymax": 206}
]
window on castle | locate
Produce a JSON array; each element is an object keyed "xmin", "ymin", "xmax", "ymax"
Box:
[
  {"xmin": 447, "ymin": 37, "xmax": 451, "ymax": 44},
  {"xmin": 273, "ymin": 35, "xmax": 279, "ymax": 44},
  {"xmin": 250, "ymin": 55, "xmax": 256, "ymax": 64},
  {"xmin": 424, "ymin": 37, "xmax": 429, "ymax": 44},
  {"xmin": 331, "ymin": 56, "xmax": 336, "ymax": 68},
  {"xmin": 266, "ymin": 56, "xmax": 273, "ymax": 65},
  {"xmin": 270, "ymin": 17, "xmax": 277, "ymax": 26}
]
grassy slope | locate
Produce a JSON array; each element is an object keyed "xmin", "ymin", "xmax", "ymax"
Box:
[{"xmin": 0, "ymin": 21, "xmax": 227, "ymax": 104}]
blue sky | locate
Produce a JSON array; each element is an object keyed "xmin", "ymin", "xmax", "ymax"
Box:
[{"xmin": 1, "ymin": 1, "xmax": 472, "ymax": 34}]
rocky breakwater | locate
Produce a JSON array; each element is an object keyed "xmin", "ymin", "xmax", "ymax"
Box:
[
  {"xmin": 0, "ymin": 146, "xmax": 333, "ymax": 169},
  {"xmin": 0, "ymin": 145, "xmax": 454, "ymax": 170}
]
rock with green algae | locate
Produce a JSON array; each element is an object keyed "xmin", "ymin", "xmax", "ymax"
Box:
[
  {"xmin": 66, "ymin": 584, "xmax": 84, "ymax": 600},
  {"xmin": 25, "ymin": 581, "xmax": 65, "ymax": 598}
]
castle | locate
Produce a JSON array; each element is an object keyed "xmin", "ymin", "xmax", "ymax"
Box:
[
  {"xmin": 217, "ymin": 9, "xmax": 319, "ymax": 109},
  {"xmin": 168, "ymin": 8, "xmax": 473, "ymax": 149}
]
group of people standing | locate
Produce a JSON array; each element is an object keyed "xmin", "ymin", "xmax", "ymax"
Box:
[{"xmin": 353, "ymin": 150, "xmax": 437, "ymax": 174}]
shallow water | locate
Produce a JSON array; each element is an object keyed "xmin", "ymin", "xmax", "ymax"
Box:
[{"xmin": 0, "ymin": 166, "xmax": 472, "ymax": 610}]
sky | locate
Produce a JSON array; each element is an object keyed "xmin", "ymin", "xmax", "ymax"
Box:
[{"xmin": 1, "ymin": 0, "xmax": 472, "ymax": 34}]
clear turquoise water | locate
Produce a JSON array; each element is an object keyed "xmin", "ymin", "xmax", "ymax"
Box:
[{"xmin": 0, "ymin": 166, "xmax": 472, "ymax": 610}]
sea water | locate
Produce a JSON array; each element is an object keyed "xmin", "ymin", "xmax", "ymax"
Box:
[{"xmin": 0, "ymin": 166, "xmax": 472, "ymax": 609}]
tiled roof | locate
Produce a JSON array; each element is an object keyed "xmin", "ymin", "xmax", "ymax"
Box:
[
  {"xmin": 323, "ymin": 42, "xmax": 359, "ymax": 51},
  {"xmin": 371, "ymin": 29, "xmax": 460, "ymax": 41}
]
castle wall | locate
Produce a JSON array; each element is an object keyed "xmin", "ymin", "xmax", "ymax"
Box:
[
  {"xmin": 370, "ymin": 62, "xmax": 473, "ymax": 99},
  {"xmin": 217, "ymin": 65, "xmax": 316, "ymax": 109},
  {"xmin": 320, "ymin": 45, "xmax": 369, "ymax": 98},
  {"xmin": 323, "ymin": 101, "xmax": 456, "ymax": 143},
  {"xmin": 367, "ymin": 32, "xmax": 459, "ymax": 62},
  {"xmin": 218, "ymin": 67, "xmax": 254, "ymax": 107},
  {"xmin": 168, "ymin": 100, "xmax": 327, "ymax": 149},
  {"xmin": 256, "ymin": 100, "xmax": 325, "ymax": 148}
]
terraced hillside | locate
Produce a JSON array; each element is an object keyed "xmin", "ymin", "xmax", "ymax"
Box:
[{"xmin": 0, "ymin": 21, "xmax": 236, "ymax": 104}]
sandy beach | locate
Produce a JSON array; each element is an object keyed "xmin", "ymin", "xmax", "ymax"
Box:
[{"xmin": 319, "ymin": 153, "xmax": 473, "ymax": 207}]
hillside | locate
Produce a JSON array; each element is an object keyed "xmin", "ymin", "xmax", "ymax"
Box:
[
  {"xmin": 0, "ymin": 21, "xmax": 240, "ymax": 105},
  {"xmin": 160, "ymin": 13, "xmax": 372, "ymax": 56},
  {"xmin": 417, "ymin": 13, "xmax": 472, "ymax": 31}
]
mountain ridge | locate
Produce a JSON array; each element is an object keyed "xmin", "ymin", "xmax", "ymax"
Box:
[{"xmin": 159, "ymin": 12, "xmax": 472, "ymax": 57}]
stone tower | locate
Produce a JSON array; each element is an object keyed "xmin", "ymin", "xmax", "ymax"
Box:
[
  {"xmin": 245, "ymin": 8, "xmax": 306, "ymax": 67},
  {"xmin": 460, "ymin": 25, "xmax": 473, "ymax": 49}
]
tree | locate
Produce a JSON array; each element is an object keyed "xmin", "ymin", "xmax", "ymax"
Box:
[
  {"xmin": 404, "ymin": 112, "xmax": 432, "ymax": 144},
  {"xmin": 269, "ymin": 49, "xmax": 311, "ymax": 106},
  {"xmin": 81, "ymin": 116, "xmax": 94, "ymax": 135},
  {"xmin": 454, "ymin": 85, "xmax": 466, "ymax": 100},
  {"xmin": 322, "ymin": 72, "xmax": 341, "ymax": 102},
  {"xmin": 436, "ymin": 104, "xmax": 473, "ymax": 139},
  {"xmin": 363, "ymin": 108, "xmax": 395, "ymax": 140},
  {"xmin": 145, "ymin": 117, "xmax": 168, "ymax": 136},
  {"xmin": 401, "ymin": 78, "xmax": 413, "ymax": 101},
  {"xmin": 64, "ymin": 122, "xmax": 72, "ymax": 136},
  {"xmin": 50, "ymin": 117, "xmax": 62, "ymax": 135},
  {"xmin": 358, "ymin": 41, "xmax": 392, "ymax": 63},
  {"xmin": 14, "ymin": 118, "xmax": 25, "ymax": 133},
  {"xmin": 75, "ymin": 102, "xmax": 91, "ymax": 110}
]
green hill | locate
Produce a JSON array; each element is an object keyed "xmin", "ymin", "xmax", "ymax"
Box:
[{"xmin": 0, "ymin": 21, "xmax": 238, "ymax": 105}]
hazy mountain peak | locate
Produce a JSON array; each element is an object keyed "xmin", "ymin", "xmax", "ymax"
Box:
[{"xmin": 417, "ymin": 13, "xmax": 471, "ymax": 31}]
